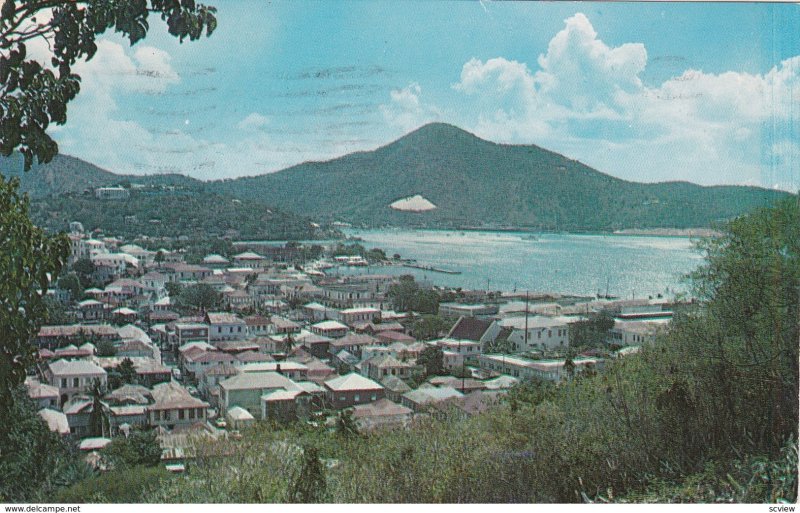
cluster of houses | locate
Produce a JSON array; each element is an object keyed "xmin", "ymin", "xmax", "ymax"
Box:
[{"xmin": 32, "ymin": 229, "xmax": 674, "ymax": 466}]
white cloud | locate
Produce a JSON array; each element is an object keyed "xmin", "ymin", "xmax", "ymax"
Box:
[
  {"xmin": 536, "ymin": 13, "xmax": 646, "ymax": 113},
  {"xmin": 238, "ymin": 113, "xmax": 270, "ymax": 131},
  {"xmin": 73, "ymin": 40, "xmax": 179, "ymax": 95},
  {"xmin": 381, "ymin": 83, "xmax": 441, "ymax": 132},
  {"xmin": 448, "ymin": 12, "xmax": 800, "ymax": 190}
]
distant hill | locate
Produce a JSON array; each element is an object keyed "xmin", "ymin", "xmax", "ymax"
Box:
[
  {"xmin": 29, "ymin": 188, "xmax": 336, "ymax": 241},
  {"xmin": 3, "ymin": 124, "xmax": 792, "ymax": 232},
  {"xmin": 210, "ymin": 123, "xmax": 792, "ymax": 231},
  {"xmin": 0, "ymin": 153, "xmax": 201, "ymax": 198},
  {"xmin": 0, "ymin": 154, "xmax": 335, "ymax": 241}
]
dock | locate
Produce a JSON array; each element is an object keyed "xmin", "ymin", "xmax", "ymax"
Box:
[{"xmin": 402, "ymin": 263, "xmax": 461, "ymax": 274}]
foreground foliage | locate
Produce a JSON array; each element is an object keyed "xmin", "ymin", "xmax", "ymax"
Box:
[{"xmin": 0, "ymin": 389, "xmax": 87, "ymax": 502}]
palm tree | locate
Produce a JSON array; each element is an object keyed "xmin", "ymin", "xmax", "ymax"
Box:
[
  {"xmin": 88, "ymin": 379, "xmax": 109, "ymax": 438},
  {"xmin": 564, "ymin": 354, "xmax": 576, "ymax": 381},
  {"xmin": 282, "ymin": 333, "xmax": 296, "ymax": 355}
]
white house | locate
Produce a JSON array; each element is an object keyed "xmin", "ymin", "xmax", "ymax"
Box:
[
  {"xmin": 477, "ymin": 354, "xmax": 603, "ymax": 382},
  {"xmin": 205, "ymin": 312, "xmax": 247, "ymax": 341},
  {"xmin": 498, "ymin": 316, "xmax": 573, "ymax": 351},
  {"xmin": 45, "ymin": 359, "xmax": 107, "ymax": 406}
]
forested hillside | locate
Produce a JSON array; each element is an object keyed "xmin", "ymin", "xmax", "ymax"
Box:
[
  {"xmin": 29, "ymin": 188, "xmax": 338, "ymax": 241},
  {"xmin": 211, "ymin": 123, "xmax": 792, "ymax": 230},
  {"xmin": 3, "ymin": 125, "xmax": 791, "ymax": 232},
  {"xmin": 0, "ymin": 153, "xmax": 200, "ymax": 198}
]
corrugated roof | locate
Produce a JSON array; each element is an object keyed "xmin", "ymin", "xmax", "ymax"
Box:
[
  {"xmin": 203, "ymin": 254, "xmax": 229, "ymax": 263},
  {"xmin": 204, "ymin": 362, "xmax": 240, "ymax": 377},
  {"xmin": 149, "ymin": 382, "xmax": 208, "ymax": 411},
  {"xmin": 324, "ymin": 373, "xmax": 383, "ymax": 392},
  {"xmin": 79, "ymin": 438, "xmax": 112, "ymax": 451},
  {"xmin": 261, "ymin": 389, "xmax": 305, "ymax": 402},
  {"xmin": 226, "ymin": 406, "xmax": 255, "ymax": 421},
  {"xmin": 39, "ymin": 409, "xmax": 70, "ymax": 435},
  {"xmin": 381, "ymin": 375, "xmax": 411, "ymax": 393},
  {"xmin": 447, "ymin": 316, "xmax": 492, "ymax": 341},
  {"xmin": 25, "ymin": 378, "xmax": 59, "ymax": 399},
  {"xmin": 312, "ymin": 320, "xmax": 348, "ymax": 331},
  {"xmin": 105, "ymin": 384, "xmax": 153, "ymax": 405},
  {"xmin": 377, "ymin": 331, "xmax": 415, "ymax": 342},
  {"xmin": 220, "ymin": 372, "xmax": 300, "ymax": 392},
  {"xmin": 206, "ymin": 312, "xmax": 246, "ymax": 325},
  {"xmin": 364, "ymin": 354, "xmax": 412, "ymax": 369},
  {"xmin": 352, "ymin": 398, "xmax": 412, "ymax": 418},
  {"xmin": 38, "ymin": 324, "xmax": 117, "ymax": 337},
  {"xmin": 330, "ymin": 333, "xmax": 376, "ymax": 347},
  {"xmin": 233, "ymin": 251, "xmax": 264, "ymax": 260},
  {"xmin": 239, "ymin": 361, "xmax": 307, "ymax": 373},
  {"xmin": 48, "ymin": 359, "xmax": 106, "ymax": 377},
  {"xmin": 403, "ymin": 387, "xmax": 463, "ymax": 405}
]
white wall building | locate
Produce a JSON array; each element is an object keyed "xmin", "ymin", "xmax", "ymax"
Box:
[
  {"xmin": 95, "ymin": 187, "xmax": 130, "ymax": 200},
  {"xmin": 498, "ymin": 316, "xmax": 573, "ymax": 351}
]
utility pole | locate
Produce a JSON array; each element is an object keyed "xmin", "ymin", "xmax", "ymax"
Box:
[
  {"xmin": 524, "ymin": 290, "xmax": 529, "ymax": 352},
  {"xmin": 459, "ymin": 339, "xmax": 465, "ymax": 392}
]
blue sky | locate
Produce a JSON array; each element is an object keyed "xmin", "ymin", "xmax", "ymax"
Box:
[{"xmin": 40, "ymin": 1, "xmax": 800, "ymax": 190}]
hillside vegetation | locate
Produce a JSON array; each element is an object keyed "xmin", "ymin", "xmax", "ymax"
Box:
[
  {"xmin": 29, "ymin": 188, "xmax": 336, "ymax": 241},
  {"xmin": 1, "ymin": 155, "xmax": 337, "ymax": 240},
  {"xmin": 0, "ymin": 153, "xmax": 200, "ymax": 198},
  {"xmin": 211, "ymin": 123, "xmax": 792, "ymax": 230}
]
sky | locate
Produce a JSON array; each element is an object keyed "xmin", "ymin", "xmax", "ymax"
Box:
[{"xmin": 40, "ymin": 1, "xmax": 800, "ymax": 190}]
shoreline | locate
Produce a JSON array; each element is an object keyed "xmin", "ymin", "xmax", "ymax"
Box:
[
  {"xmin": 234, "ymin": 226, "xmax": 720, "ymax": 245},
  {"xmin": 341, "ymin": 226, "xmax": 722, "ymax": 239}
]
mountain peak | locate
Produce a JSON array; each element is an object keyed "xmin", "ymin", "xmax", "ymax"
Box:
[{"xmin": 400, "ymin": 122, "xmax": 485, "ymax": 143}]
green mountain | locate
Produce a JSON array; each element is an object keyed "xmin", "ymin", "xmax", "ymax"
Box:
[
  {"xmin": 0, "ymin": 153, "xmax": 201, "ymax": 198},
  {"xmin": 0, "ymin": 154, "xmax": 335, "ymax": 241},
  {"xmin": 28, "ymin": 188, "xmax": 337, "ymax": 241},
  {"xmin": 211, "ymin": 123, "xmax": 792, "ymax": 231},
  {"xmin": 3, "ymin": 123, "xmax": 792, "ymax": 232}
]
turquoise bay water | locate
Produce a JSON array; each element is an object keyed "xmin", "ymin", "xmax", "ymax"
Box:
[{"xmin": 336, "ymin": 229, "xmax": 706, "ymax": 298}]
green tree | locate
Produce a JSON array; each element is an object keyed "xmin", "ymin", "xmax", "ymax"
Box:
[
  {"xmin": 72, "ymin": 258, "xmax": 95, "ymax": 289},
  {"xmin": 88, "ymin": 378, "xmax": 108, "ymax": 437},
  {"xmin": 335, "ymin": 409, "xmax": 360, "ymax": 439},
  {"xmin": 563, "ymin": 354, "xmax": 576, "ymax": 380},
  {"xmin": 165, "ymin": 281, "xmax": 184, "ymax": 299},
  {"xmin": 672, "ymin": 197, "xmax": 800, "ymax": 455},
  {"xmin": 177, "ymin": 283, "xmax": 221, "ymax": 311},
  {"xmin": 282, "ymin": 333, "xmax": 296, "ymax": 355},
  {"xmin": 287, "ymin": 445, "xmax": 327, "ymax": 503},
  {"xmin": 0, "ymin": 176, "xmax": 69, "ymax": 408},
  {"xmin": 568, "ymin": 312, "xmax": 615, "ymax": 349},
  {"xmin": 365, "ymin": 248, "xmax": 386, "ymax": 263},
  {"xmin": 416, "ymin": 345, "xmax": 445, "ymax": 377},
  {"xmin": 103, "ymin": 430, "xmax": 162, "ymax": 469},
  {"xmin": 414, "ymin": 289, "xmax": 440, "ymax": 315},
  {"xmin": 0, "ymin": 387, "xmax": 75, "ymax": 501},
  {"xmin": 95, "ymin": 338, "xmax": 117, "ymax": 357},
  {"xmin": 43, "ymin": 295, "xmax": 72, "ymax": 324},
  {"xmin": 412, "ymin": 314, "xmax": 452, "ymax": 341},
  {"xmin": 118, "ymin": 357, "xmax": 137, "ymax": 385},
  {"xmin": 388, "ymin": 275, "xmax": 419, "ymax": 312},
  {"xmin": 57, "ymin": 272, "xmax": 83, "ymax": 300},
  {"xmin": 0, "ymin": 0, "xmax": 217, "ymax": 170}
]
